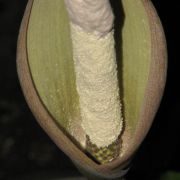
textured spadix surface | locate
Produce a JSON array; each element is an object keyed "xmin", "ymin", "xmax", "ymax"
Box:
[{"xmin": 27, "ymin": 0, "xmax": 151, "ymax": 149}]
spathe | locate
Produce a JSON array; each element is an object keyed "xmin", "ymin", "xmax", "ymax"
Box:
[{"xmin": 17, "ymin": 0, "xmax": 167, "ymax": 179}]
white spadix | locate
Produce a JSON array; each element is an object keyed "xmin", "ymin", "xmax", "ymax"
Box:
[{"xmin": 64, "ymin": 0, "xmax": 123, "ymax": 148}]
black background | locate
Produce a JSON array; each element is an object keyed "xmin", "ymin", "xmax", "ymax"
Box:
[{"xmin": 0, "ymin": 1, "xmax": 179, "ymax": 180}]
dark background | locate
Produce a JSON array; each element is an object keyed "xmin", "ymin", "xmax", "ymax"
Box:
[{"xmin": 0, "ymin": 0, "xmax": 179, "ymax": 180}]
